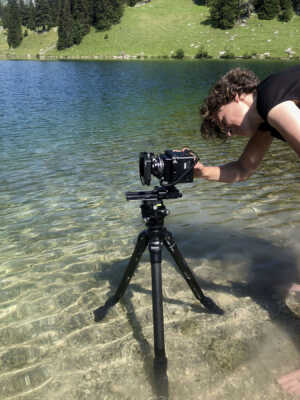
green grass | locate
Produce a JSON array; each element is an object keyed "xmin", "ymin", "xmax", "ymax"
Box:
[
  {"xmin": 0, "ymin": 27, "xmax": 57, "ymax": 59},
  {"xmin": 1, "ymin": 0, "xmax": 300, "ymax": 60}
]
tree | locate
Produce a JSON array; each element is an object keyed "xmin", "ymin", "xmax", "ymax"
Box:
[
  {"xmin": 209, "ymin": 0, "xmax": 239, "ymax": 29},
  {"xmin": 49, "ymin": 0, "xmax": 60, "ymax": 26},
  {"xmin": 93, "ymin": 0, "xmax": 124, "ymax": 31},
  {"xmin": 35, "ymin": 0, "xmax": 52, "ymax": 31},
  {"xmin": 57, "ymin": 0, "xmax": 73, "ymax": 49},
  {"xmin": 93, "ymin": 0, "xmax": 113, "ymax": 30},
  {"xmin": 292, "ymin": 0, "xmax": 300, "ymax": 12},
  {"xmin": 7, "ymin": 0, "xmax": 22, "ymax": 48},
  {"xmin": 86, "ymin": 0, "xmax": 95, "ymax": 24},
  {"xmin": 209, "ymin": 0, "xmax": 222, "ymax": 26},
  {"xmin": 279, "ymin": 0, "xmax": 293, "ymax": 20},
  {"xmin": 18, "ymin": 0, "xmax": 27, "ymax": 26},
  {"xmin": 127, "ymin": 0, "xmax": 138, "ymax": 6},
  {"xmin": 0, "ymin": 3, "xmax": 3, "ymax": 24},
  {"xmin": 256, "ymin": 0, "xmax": 280, "ymax": 19},
  {"xmin": 56, "ymin": 0, "xmax": 125, "ymax": 50},
  {"xmin": 239, "ymin": 0, "xmax": 255, "ymax": 18},
  {"xmin": 71, "ymin": 0, "xmax": 90, "ymax": 44},
  {"xmin": 26, "ymin": 0, "xmax": 36, "ymax": 30},
  {"xmin": 1, "ymin": 4, "xmax": 9, "ymax": 29},
  {"xmin": 110, "ymin": 0, "xmax": 124, "ymax": 24},
  {"xmin": 222, "ymin": 0, "xmax": 240, "ymax": 27}
]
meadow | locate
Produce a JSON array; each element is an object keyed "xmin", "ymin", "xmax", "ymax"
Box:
[{"xmin": 1, "ymin": 0, "xmax": 300, "ymax": 60}]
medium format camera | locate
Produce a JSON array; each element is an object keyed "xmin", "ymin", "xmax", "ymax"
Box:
[{"xmin": 139, "ymin": 149, "xmax": 198, "ymax": 186}]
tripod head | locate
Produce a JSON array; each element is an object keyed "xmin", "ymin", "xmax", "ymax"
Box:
[{"xmin": 126, "ymin": 185, "xmax": 182, "ymax": 226}]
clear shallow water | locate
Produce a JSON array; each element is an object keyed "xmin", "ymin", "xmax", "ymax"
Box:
[{"xmin": 0, "ymin": 60, "xmax": 300, "ymax": 400}]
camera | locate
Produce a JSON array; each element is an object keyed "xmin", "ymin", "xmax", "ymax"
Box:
[{"xmin": 139, "ymin": 149, "xmax": 198, "ymax": 186}]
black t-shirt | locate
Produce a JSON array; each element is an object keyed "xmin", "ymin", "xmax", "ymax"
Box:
[{"xmin": 256, "ymin": 65, "xmax": 300, "ymax": 141}]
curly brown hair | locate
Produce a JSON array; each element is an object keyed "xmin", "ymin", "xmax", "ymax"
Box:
[{"xmin": 200, "ymin": 68, "xmax": 260, "ymax": 140}]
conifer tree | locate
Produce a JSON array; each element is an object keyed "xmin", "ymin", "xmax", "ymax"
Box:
[
  {"xmin": 27, "ymin": 0, "xmax": 36, "ymax": 30},
  {"xmin": 49, "ymin": 0, "xmax": 60, "ymax": 26},
  {"xmin": 209, "ymin": 0, "xmax": 239, "ymax": 28},
  {"xmin": 209, "ymin": 0, "xmax": 220, "ymax": 27},
  {"xmin": 18, "ymin": 0, "xmax": 27, "ymax": 27},
  {"xmin": 1, "ymin": 3, "xmax": 9, "ymax": 29},
  {"xmin": 93, "ymin": 0, "xmax": 124, "ymax": 31},
  {"xmin": 222, "ymin": 0, "xmax": 239, "ymax": 27},
  {"xmin": 86, "ymin": 0, "xmax": 94, "ymax": 25},
  {"xmin": 57, "ymin": 0, "xmax": 73, "ymax": 49},
  {"xmin": 35, "ymin": 0, "xmax": 52, "ymax": 31},
  {"xmin": 279, "ymin": 0, "xmax": 293, "ymax": 20},
  {"xmin": 110, "ymin": 0, "xmax": 124, "ymax": 24},
  {"xmin": 71, "ymin": 0, "xmax": 90, "ymax": 44},
  {"xmin": 0, "ymin": 3, "xmax": 4, "ymax": 25},
  {"xmin": 93, "ymin": 0, "xmax": 113, "ymax": 30},
  {"xmin": 257, "ymin": 0, "xmax": 280, "ymax": 19},
  {"xmin": 292, "ymin": 0, "xmax": 300, "ymax": 11},
  {"xmin": 7, "ymin": 0, "xmax": 22, "ymax": 48}
]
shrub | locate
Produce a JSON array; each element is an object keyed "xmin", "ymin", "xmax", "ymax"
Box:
[
  {"xmin": 220, "ymin": 48, "xmax": 235, "ymax": 59},
  {"xmin": 278, "ymin": 8, "xmax": 293, "ymax": 22},
  {"xmin": 242, "ymin": 51, "xmax": 257, "ymax": 59},
  {"xmin": 194, "ymin": 45, "xmax": 211, "ymax": 59},
  {"xmin": 172, "ymin": 48, "xmax": 184, "ymax": 59}
]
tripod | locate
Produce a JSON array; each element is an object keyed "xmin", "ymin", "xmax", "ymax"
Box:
[{"xmin": 94, "ymin": 185, "xmax": 223, "ymax": 369}]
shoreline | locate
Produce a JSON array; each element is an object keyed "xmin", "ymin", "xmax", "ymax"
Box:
[{"xmin": 0, "ymin": 54, "xmax": 298, "ymax": 62}]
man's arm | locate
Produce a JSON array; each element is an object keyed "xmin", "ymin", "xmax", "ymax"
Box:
[
  {"xmin": 194, "ymin": 130, "xmax": 273, "ymax": 183},
  {"xmin": 267, "ymin": 100, "xmax": 300, "ymax": 156}
]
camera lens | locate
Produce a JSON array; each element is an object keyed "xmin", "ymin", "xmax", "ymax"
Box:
[{"xmin": 151, "ymin": 156, "xmax": 164, "ymax": 180}]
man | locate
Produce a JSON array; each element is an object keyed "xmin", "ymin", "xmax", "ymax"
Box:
[{"xmin": 196, "ymin": 65, "xmax": 300, "ymax": 396}]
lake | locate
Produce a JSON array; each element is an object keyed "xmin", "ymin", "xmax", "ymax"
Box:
[{"xmin": 0, "ymin": 59, "xmax": 300, "ymax": 400}]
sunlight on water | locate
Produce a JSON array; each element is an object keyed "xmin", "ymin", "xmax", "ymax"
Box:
[{"xmin": 0, "ymin": 60, "xmax": 300, "ymax": 400}]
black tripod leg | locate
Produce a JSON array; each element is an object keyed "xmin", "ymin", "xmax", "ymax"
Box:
[
  {"xmin": 94, "ymin": 231, "xmax": 149, "ymax": 322},
  {"xmin": 163, "ymin": 230, "xmax": 224, "ymax": 314},
  {"xmin": 113, "ymin": 230, "xmax": 149, "ymax": 303},
  {"xmin": 149, "ymin": 235, "xmax": 167, "ymax": 364}
]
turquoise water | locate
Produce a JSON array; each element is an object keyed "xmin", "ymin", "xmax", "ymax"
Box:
[{"xmin": 1, "ymin": 60, "xmax": 300, "ymax": 399}]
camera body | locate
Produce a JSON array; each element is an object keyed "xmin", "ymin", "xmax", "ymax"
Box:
[{"xmin": 139, "ymin": 149, "xmax": 197, "ymax": 186}]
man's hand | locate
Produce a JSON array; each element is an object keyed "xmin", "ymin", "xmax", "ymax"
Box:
[{"xmin": 194, "ymin": 161, "xmax": 205, "ymax": 178}]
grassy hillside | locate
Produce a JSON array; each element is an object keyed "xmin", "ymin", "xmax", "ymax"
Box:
[{"xmin": 1, "ymin": 0, "xmax": 300, "ymax": 60}]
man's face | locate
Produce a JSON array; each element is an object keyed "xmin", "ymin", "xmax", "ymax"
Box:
[{"xmin": 217, "ymin": 95, "xmax": 252, "ymax": 138}]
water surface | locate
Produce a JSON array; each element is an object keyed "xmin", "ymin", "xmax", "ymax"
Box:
[{"xmin": 0, "ymin": 60, "xmax": 300, "ymax": 400}]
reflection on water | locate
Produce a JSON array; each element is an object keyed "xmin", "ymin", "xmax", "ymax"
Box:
[{"xmin": 0, "ymin": 60, "xmax": 300, "ymax": 399}]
